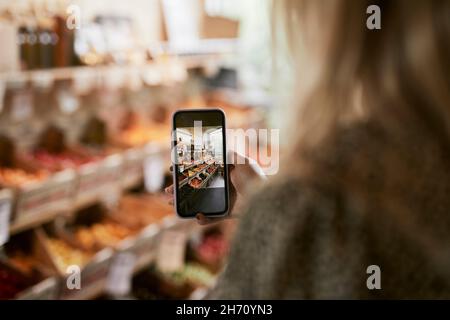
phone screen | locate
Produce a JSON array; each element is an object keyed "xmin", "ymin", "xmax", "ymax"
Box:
[{"xmin": 172, "ymin": 109, "xmax": 229, "ymax": 218}]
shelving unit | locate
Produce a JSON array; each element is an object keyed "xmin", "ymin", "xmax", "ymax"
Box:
[
  {"xmin": 180, "ymin": 163, "xmax": 213, "ymax": 188},
  {"xmin": 0, "ymin": 53, "xmax": 231, "ymax": 87},
  {"xmin": 0, "ymin": 0, "xmax": 265, "ymax": 302},
  {"xmin": 5, "ymin": 143, "xmax": 166, "ymax": 238}
]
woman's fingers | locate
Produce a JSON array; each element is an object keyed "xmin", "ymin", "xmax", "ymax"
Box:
[
  {"xmin": 164, "ymin": 185, "xmax": 174, "ymax": 206},
  {"xmin": 195, "ymin": 213, "xmax": 211, "ymax": 225},
  {"xmin": 195, "ymin": 213, "xmax": 235, "ymax": 225},
  {"xmin": 165, "ymin": 185, "xmax": 174, "ymax": 195}
]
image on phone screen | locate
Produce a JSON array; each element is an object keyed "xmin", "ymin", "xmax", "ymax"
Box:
[{"xmin": 172, "ymin": 110, "xmax": 229, "ymax": 218}]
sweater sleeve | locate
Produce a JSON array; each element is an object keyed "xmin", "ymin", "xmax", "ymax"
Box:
[{"xmin": 210, "ymin": 178, "xmax": 365, "ymax": 299}]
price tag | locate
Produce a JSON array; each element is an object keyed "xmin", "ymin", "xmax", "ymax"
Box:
[
  {"xmin": 31, "ymin": 71, "xmax": 54, "ymax": 90},
  {"xmin": 102, "ymin": 186, "xmax": 121, "ymax": 210},
  {"xmin": 0, "ymin": 200, "xmax": 12, "ymax": 246},
  {"xmin": 144, "ymin": 154, "xmax": 165, "ymax": 193},
  {"xmin": 156, "ymin": 230, "xmax": 187, "ymax": 273},
  {"xmin": 10, "ymin": 90, "xmax": 33, "ymax": 121},
  {"xmin": 106, "ymin": 252, "xmax": 136, "ymax": 297},
  {"xmin": 57, "ymin": 90, "xmax": 80, "ymax": 114}
]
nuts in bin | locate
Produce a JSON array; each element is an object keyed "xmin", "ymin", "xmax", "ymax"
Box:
[
  {"xmin": 0, "ymin": 168, "xmax": 47, "ymax": 187},
  {"xmin": 46, "ymin": 238, "xmax": 91, "ymax": 273},
  {"xmin": 75, "ymin": 222, "xmax": 132, "ymax": 250}
]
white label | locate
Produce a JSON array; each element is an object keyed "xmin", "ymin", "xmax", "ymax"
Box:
[
  {"xmin": 102, "ymin": 186, "xmax": 121, "ymax": 210},
  {"xmin": 156, "ymin": 230, "xmax": 186, "ymax": 273},
  {"xmin": 162, "ymin": 0, "xmax": 200, "ymax": 52},
  {"xmin": 0, "ymin": 200, "xmax": 12, "ymax": 246},
  {"xmin": 57, "ymin": 90, "xmax": 80, "ymax": 114},
  {"xmin": 10, "ymin": 91, "xmax": 33, "ymax": 121},
  {"xmin": 31, "ymin": 71, "xmax": 54, "ymax": 89},
  {"xmin": 106, "ymin": 252, "xmax": 136, "ymax": 296},
  {"xmin": 144, "ymin": 155, "xmax": 165, "ymax": 193}
]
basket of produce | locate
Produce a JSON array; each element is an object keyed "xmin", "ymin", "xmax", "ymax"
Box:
[{"xmin": 2, "ymin": 231, "xmax": 60, "ymax": 300}]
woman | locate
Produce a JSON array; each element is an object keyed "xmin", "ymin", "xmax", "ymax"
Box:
[{"xmin": 169, "ymin": 0, "xmax": 450, "ymax": 299}]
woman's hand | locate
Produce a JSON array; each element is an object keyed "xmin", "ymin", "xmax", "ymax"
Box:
[{"xmin": 165, "ymin": 151, "xmax": 265, "ymax": 225}]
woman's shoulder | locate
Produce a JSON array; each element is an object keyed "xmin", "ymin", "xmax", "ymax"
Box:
[{"xmin": 242, "ymin": 121, "xmax": 388, "ymax": 218}]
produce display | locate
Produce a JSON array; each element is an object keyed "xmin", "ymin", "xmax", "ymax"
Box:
[
  {"xmin": 166, "ymin": 263, "xmax": 216, "ymax": 288},
  {"xmin": 189, "ymin": 177, "xmax": 202, "ymax": 189},
  {"xmin": 113, "ymin": 194, "xmax": 173, "ymax": 229},
  {"xmin": 31, "ymin": 150, "xmax": 101, "ymax": 172},
  {"xmin": 187, "ymin": 170, "xmax": 196, "ymax": 178},
  {"xmin": 75, "ymin": 222, "xmax": 133, "ymax": 251},
  {"xmin": 0, "ymin": 263, "xmax": 30, "ymax": 299},
  {"xmin": 132, "ymin": 266, "xmax": 194, "ymax": 300},
  {"xmin": 0, "ymin": 168, "xmax": 47, "ymax": 187},
  {"xmin": 0, "ymin": 0, "xmax": 262, "ymax": 301},
  {"xmin": 131, "ymin": 263, "xmax": 216, "ymax": 300},
  {"xmin": 192, "ymin": 167, "xmax": 203, "ymax": 173},
  {"xmin": 8, "ymin": 253, "xmax": 36, "ymax": 275},
  {"xmin": 45, "ymin": 238, "xmax": 92, "ymax": 273},
  {"xmin": 177, "ymin": 172, "xmax": 188, "ymax": 183},
  {"xmin": 206, "ymin": 165, "xmax": 217, "ymax": 175},
  {"xmin": 117, "ymin": 124, "xmax": 169, "ymax": 147},
  {"xmin": 192, "ymin": 232, "xmax": 229, "ymax": 271},
  {"xmin": 118, "ymin": 127, "xmax": 154, "ymax": 147}
]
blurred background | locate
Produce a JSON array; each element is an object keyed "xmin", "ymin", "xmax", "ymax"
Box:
[{"xmin": 0, "ymin": 0, "xmax": 287, "ymax": 299}]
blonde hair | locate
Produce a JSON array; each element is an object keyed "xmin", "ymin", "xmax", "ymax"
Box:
[
  {"xmin": 273, "ymin": 0, "xmax": 450, "ymax": 168},
  {"xmin": 272, "ymin": 0, "xmax": 450, "ymax": 280}
]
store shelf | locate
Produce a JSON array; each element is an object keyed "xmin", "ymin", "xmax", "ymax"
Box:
[
  {"xmin": 5, "ymin": 143, "xmax": 169, "ymax": 238},
  {"xmin": 181, "ymin": 160, "xmax": 204, "ymax": 172},
  {"xmin": 61, "ymin": 217, "xmax": 193, "ymax": 300},
  {"xmin": 0, "ymin": 52, "xmax": 233, "ymax": 86},
  {"xmin": 9, "ymin": 210, "xmax": 68, "ymax": 236},
  {"xmin": 180, "ymin": 163, "xmax": 214, "ymax": 188},
  {"xmin": 199, "ymin": 166, "xmax": 219, "ymax": 189}
]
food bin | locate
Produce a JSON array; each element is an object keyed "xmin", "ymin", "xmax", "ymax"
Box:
[
  {"xmin": 2, "ymin": 231, "xmax": 60, "ymax": 300},
  {"xmin": 112, "ymin": 194, "xmax": 174, "ymax": 230},
  {"xmin": 34, "ymin": 224, "xmax": 114, "ymax": 300},
  {"xmin": 107, "ymin": 194, "xmax": 175, "ymax": 272},
  {"xmin": 0, "ymin": 188, "xmax": 13, "ymax": 224},
  {"xmin": 56, "ymin": 203, "xmax": 139, "ymax": 253},
  {"xmin": 16, "ymin": 277, "xmax": 60, "ymax": 300},
  {"xmin": 13, "ymin": 169, "xmax": 76, "ymax": 230},
  {"xmin": 74, "ymin": 153, "xmax": 124, "ymax": 208}
]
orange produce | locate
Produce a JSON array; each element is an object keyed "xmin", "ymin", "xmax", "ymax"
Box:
[{"xmin": 0, "ymin": 168, "xmax": 47, "ymax": 187}]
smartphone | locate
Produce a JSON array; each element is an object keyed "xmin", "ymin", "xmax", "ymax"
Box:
[{"xmin": 171, "ymin": 109, "xmax": 229, "ymax": 218}]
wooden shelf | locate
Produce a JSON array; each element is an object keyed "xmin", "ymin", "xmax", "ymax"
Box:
[
  {"xmin": 0, "ymin": 53, "xmax": 233, "ymax": 86},
  {"xmin": 7, "ymin": 143, "xmax": 169, "ymax": 237}
]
